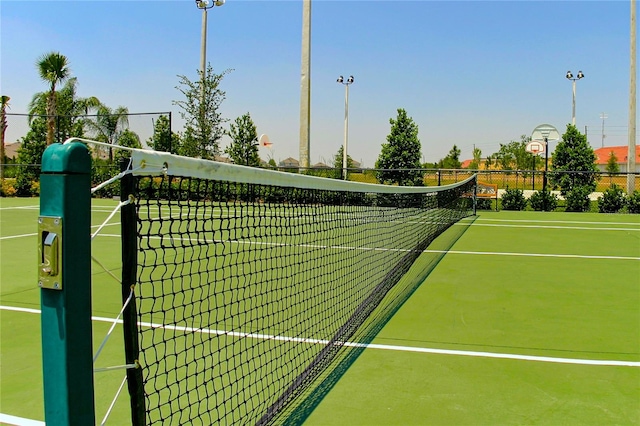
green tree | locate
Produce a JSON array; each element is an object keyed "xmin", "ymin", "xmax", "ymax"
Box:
[
  {"xmin": 333, "ymin": 145, "xmax": 355, "ymax": 179},
  {"xmin": 86, "ymin": 105, "xmax": 129, "ymax": 162},
  {"xmin": 1, "ymin": 95, "xmax": 9, "ymax": 182},
  {"xmin": 484, "ymin": 154, "xmax": 494, "ymax": 170},
  {"xmin": 492, "ymin": 136, "xmax": 536, "ymax": 171},
  {"xmin": 605, "ymin": 150, "xmax": 620, "ymax": 174},
  {"xmin": 468, "ymin": 146, "xmax": 482, "ymax": 170},
  {"xmin": 174, "ymin": 65, "xmax": 231, "ymax": 159},
  {"xmin": 438, "ymin": 145, "xmax": 462, "ymax": 169},
  {"xmin": 375, "ymin": 108, "xmax": 423, "ymax": 186},
  {"xmin": 28, "ymin": 77, "xmax": 100, "ymax": 142},
  {"xmin": 225, "ymin": 112, "xmax": 260, "ymax": 166},
  {"xmin": 549, "ymin": 124, "xmax": 598, "ymax": 197},
  {"xmin": 114, "ymin": 129, "xmax": 141, "ymax": 162},
  {"xmin": 36, "ymin": 51, "xmax": 71, "ymax": 145},
  {"xmin": 147, "ymin": 115, "xmax": 180, "ymax": 153},
  {"xmin": 15, "ymin": 118, "xmax": 47, "ymax": 195}
]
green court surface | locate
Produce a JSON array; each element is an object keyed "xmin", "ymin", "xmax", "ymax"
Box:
[{"xmin": 1, "ymin": 197, "xmax": 639, "ymax": 425}]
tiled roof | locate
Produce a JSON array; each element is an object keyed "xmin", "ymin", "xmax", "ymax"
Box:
[{"xmin": 593, "ymin": 145, "xmax": 640, "ymax": 165}]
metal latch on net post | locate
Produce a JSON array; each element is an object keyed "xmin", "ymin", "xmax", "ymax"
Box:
[{"xmin": 38, "ymin": 216, "xmax": 63, "ymax": 290}]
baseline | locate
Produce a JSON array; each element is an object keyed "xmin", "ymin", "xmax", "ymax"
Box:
[{"xmin": 2, "ymin": 305, "xmax": 637, "ymax": 368}]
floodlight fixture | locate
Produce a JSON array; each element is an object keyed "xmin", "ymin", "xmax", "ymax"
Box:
[
  {"xmin": 196, "ymin": 0, "xmax": 224, "ymax": 9},
  {"xmin": 566, "ymin": 70, "xmax": 573, "ymax": 80},
  {"xmin": 577, "ymin": 70, "xmax": 585, "ymax": 79},
  {"xmin": 347, "ymin": 75, "xmax": 354, "ymax": 84},
  {"xmin": 337, "ymin": 76, "xmax": 344, "ymax": 83}
]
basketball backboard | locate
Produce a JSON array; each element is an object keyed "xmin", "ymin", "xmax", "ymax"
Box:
[{"xmin": 531, "ymin": 124, "xmax": 560, "ymax": 142}]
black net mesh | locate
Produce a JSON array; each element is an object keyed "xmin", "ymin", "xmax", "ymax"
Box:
[{"xmin": 122, "ymin": 170, "xmax": 476, "ymax": 425}]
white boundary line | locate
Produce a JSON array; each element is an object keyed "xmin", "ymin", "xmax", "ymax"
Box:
[
  {"xmin": 478, "ymin": 218, "xmax": 640, "ymax": 226},
  {"xmin": 0, "ymin": 413, "xmax": 44, "ymax": 426},
  {"xmin": 0, "ymin": 222, "xmax": 121, "ymax": 241},
  {"xmin": 2, "ymin": 305, "xmax": 638, "ymax": 368},
  {"xmin": 90, "ymin": 234, "xmax": 640, "ymax": 261},
  {"xmin": 468, "ymin": 223, "xmax": 640, "ymax": 232}
]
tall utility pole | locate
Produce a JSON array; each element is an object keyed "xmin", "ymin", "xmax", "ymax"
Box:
[
  {"xmin": 337, "ymin": 76, "xmax": 354, "ymax": 180},
  {"xmin": 196, "ymin": 0, "xmax": 224, "ymax": 94},
  {"xmin": 600, "ymin": 112, "xmax": 608, "ymax": 148},
  {"xmin": 196, "ymin": 0, "xmax": 224, "ymax": 157},
  {"xmin": 566, "ymin": 70, "xmax": 585, "ymax": 126},
  {"xmin": 629, "ymin": 0, "xmax": 637, "ymax": 194},
  {"xmin": 299, "ymin": 0, "xmax": 311, "ymax": 170}
]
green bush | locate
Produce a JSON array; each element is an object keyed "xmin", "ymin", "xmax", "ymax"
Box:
[
  {"xmin": 529, "ymin": 190, "xmax": 558, "ymax": 212},
  {"xmin": 475, "ymin": 198, "xmax": 493, "ymax": 210},
  {"xmin": 598, "ymin": 184, "xmax": 626, "ymax": 213},
  {"xmin": 564, "ymin": 186, "xmax": 592, "ymax": 212},
  {"xmin": 0, "ymin": 178, "xmax": 17, "ymax": 196},
  {"xmin": 500, "ymin": 188, "xmax": 527, "ymax": 211},
  {"xmin": 627, "ymin": 190, "xmax": 640, "ymax": 214}
]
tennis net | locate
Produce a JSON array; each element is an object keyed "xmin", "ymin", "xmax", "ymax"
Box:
[{"xmin": 118, "ymin": 150, "xmax": 477, "ymax": 425}]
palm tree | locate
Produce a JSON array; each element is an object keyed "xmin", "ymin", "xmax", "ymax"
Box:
[
  {"xmin": 0, "ymin": 95, "xmax": 10, "ymax": 182},
  {"xmin": 36, "ymin": 52, "xmax": 70, "ymax": 145},
  {"xmin": 29, "ymin": 78, "xmax": 100, "ymax": 141},
  {"xmin": 86, "ymin": 105, "xmax": 129, "ymax": 162}
]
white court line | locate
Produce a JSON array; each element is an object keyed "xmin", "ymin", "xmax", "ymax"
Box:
[
  {"xmin": 0, "ymin": 413, "xmax": 44, "ymax": 426},
  {"xmin": 0, "ymin": 233, "xmax": 37, "ymax": 240},
  {"xmin": 2, "ymin": 305, "xmax": 638, "ymax": 368},
  {"xmin": 0, "ymin": 222, "xmax": 121, "ymax": 241},
  {"xmin": 478, "ymin": 218, "xmax": 640, "ymax": 226},
  {"xmin": 0, "ymin": 205, "xmax": 39, "ymax": 211},
  {"xmin": 424, "ymin": 249, "xmax": 640, "ymax": 261},
  {"xmin": 93, "ymin": 234, "xmax": 640, "ymax": 261},
  {"xmin": 468, "ymin": 223, "xmax": 640, "ymax": 232}
]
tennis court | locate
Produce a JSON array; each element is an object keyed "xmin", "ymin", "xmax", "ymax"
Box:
[{"xmin": 1, "ymin": 196, "xmax": 639, "ymax": 425}]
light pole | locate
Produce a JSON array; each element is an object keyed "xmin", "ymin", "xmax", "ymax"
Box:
[
  {"xmin": 566, "ymin": 70, "xmax": 584, "ymax": 126},
  {"xmin": 337, "ymin": 75, "xmax": 354, "ymax": 180},
  {"xmin": 196, "ymin": 0, "xmax": 225, "ymax": 94}
]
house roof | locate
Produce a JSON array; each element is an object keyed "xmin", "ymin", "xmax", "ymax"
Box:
[
  {"xmin": 279, "ymin": 157, "xmax": 299, "ymax": 166},
  {"xmin": 594, "ymin": 145, "xmax": 640, "ymax": 165},
  {"xmin": 4, "ymin": 142, "xmax": 20, "ymax": 159}
]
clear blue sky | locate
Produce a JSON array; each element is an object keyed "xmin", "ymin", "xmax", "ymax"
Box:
[{"xmin": 1, "ymin": 0, "xmax": 636, "ymax": 167}]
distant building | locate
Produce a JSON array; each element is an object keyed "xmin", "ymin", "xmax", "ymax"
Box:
[
  {"xmin": 460, "ymin": 158, "xmax": 494, "ymax": 170},
  {"xmin": 460, "ymin": 146, "xmax": 640, "ymax": 172},
  {"xmin": 4, "ymin": 142, "xmax": 20, "ymax": 160},
  {"xmin": 312, "ymin": 162, "xmax": 330, "ymax": 169},
  {"xmin": 593, "ymin": 145, "xmax": 640, "ymax": 173},
  {"xmin": 278, "ymin": 157, "xmax": 299, "ymax": 168}
]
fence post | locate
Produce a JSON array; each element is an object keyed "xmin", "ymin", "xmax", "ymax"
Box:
[{"xmin": 39, "ymin": 142, "xmax": 95, "ymax": 424}]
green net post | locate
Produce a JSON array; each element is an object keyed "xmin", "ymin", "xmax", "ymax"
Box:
[{"xmin": 39, "ymin": 142, "xmax": 95, "ymax": 424}]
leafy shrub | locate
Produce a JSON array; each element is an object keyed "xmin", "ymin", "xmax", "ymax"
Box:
[
  {"xmin": 598, "ymin": 184, "xmax": 626, "ymax": 213},
  {"xmin": 564, "ymin": 186, "xmax": 592, "ymax": 212},
  {"xmin": 14, "ymin": 174, "xmax": 34, "ymax": 196},
  {"xmin": 0, "ymin": 178, "xmax": 17, "ymax": 196},
  {"xmin": 529, "ymin": 190, "xmax": 558, "ymax": 212},
  {"xmin": 475, "ymin": 198, "xmax": 493, "ymax": 210},
  {"xmin": 500, "ymin": 188, "xmax": 527, "ymax": 211},
  {"xmin": 30, "ymin": 180, "xmax": 40, "ymax": 196},
  {"xmin": 627, "ymin": 190, "xmax": 640, "ymax": 214}
]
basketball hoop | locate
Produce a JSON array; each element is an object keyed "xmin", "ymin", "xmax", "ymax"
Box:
[
  {"xmin": 259, "ymin": 134, "xmax": 273, "ymax": 148},
  {"xmin": 526, "ymin": 140, "xmax": 545, "ymax": 155}
]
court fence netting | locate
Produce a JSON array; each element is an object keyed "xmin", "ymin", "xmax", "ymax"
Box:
[{"xmin": 37, "ymin": 139, "xmax": 478, "ymax": 425}]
